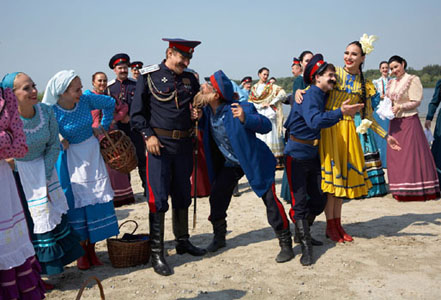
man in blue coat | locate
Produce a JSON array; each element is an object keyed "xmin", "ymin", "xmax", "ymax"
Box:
[
  {"xmin": 284, "ymin": 54, "xmax": 364, "ymax": 265},
  {"xmin": 194, "ymin": 70, "xmax": 294, "ymax": 263}
]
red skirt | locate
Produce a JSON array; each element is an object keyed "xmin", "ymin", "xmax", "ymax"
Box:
[{"xmin": 387, "ymin": 114, "xmax": 440, "ymax": 201}]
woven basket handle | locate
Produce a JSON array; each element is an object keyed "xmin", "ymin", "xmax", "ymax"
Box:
[
  {"xmin": 75, "ymin": 276, "xmax": 105, "ymax": 300},
  {"xmin": 99, "ymin": 125, "xmax": 118, "ymax": 153},
  {"xmin": 116, "ymin": 220, "xmax": 139, "ymax": 238}
]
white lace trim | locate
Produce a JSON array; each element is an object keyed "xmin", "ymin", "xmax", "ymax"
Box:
[
  {"xmin": 55, "ymin": 102, "xmax": 79, "ymax": 113},
  {"xmin": 23, "ymin": 104, "xmax": 45, "ymax": 134}
]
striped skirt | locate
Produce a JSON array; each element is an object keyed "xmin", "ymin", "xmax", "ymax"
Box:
[
  {"xmin": 0, "ymin": 256, "xmax": 45, "ymax": 300},
  {"xmin": 0, "ymin": 161, "xmax": 45, "ymax": 299},
  {"xmin": 354, "ymin": 113, "xmax": 388, "ymax": 198},
  {"xmin": 13, "ymin": 171, "xmax": 84, "ymax": 276},
  {"xmin": 387, "ymin": 114, "xmax": 440, "ymax": 201},
  {"xmin": 106, "ymin": 165, "xmax": 135, "ymax": 207}
]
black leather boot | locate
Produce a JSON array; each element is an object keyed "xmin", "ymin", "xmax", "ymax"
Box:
[
  {"xmin": 307, "ymin": 214, "xmax": 316, "ymax": 226},
  {"xmin": 294, "ymin": 219, "xmax": 323, "ymax": 246},
  {"xmin": 172, "ymin": 209, "xmax": 206, "ymax": 256},
  {"xmin": 275, "ymin": 229, "xmax": 294, "ymax": 263},
  {"xmin": 149, "ymin": 212, "xmax": 172, "ymax": 276},
  {"xmin": 206, "ymin": 219, "xmax": 227, "ymax": 252},
  {"xmin": 296, "ymin": 220, "xmax": 313, "ymax": 266}
]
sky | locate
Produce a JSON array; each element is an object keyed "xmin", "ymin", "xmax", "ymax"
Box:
[{"xmin": 1, "ymin": 0, "xmax": 440, "ymax": 91}]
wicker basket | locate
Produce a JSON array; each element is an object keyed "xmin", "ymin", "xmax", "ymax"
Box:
[
  {"xmin": 107, "ymin": 220, "xmax": 151, "ymax": 268},
  {"xmin": 99, "ymin": 129, "xmax": 138, "ymax": 174},
  {"xmin": 76, "ymin": 276, "xmax": 105, "ymax": 300}
]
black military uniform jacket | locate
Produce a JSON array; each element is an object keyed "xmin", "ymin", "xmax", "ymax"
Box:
[{"xmin": 130, "ymin": 61, "xmax": 200, "ymax": 154}]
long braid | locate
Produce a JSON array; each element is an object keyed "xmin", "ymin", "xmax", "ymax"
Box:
[
  {"xmin": 359, "ymin": 64, "xmax": 367, "ymax": 119},
  {"xmin": 359, "ymin": 66, "xmax": 369, "ymax": 144},
  {"xmin": 352, "ymin": 40, "xmax": 369, "ymax": 144}
]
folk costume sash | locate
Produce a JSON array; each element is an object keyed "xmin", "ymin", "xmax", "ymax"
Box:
[{"xmin": 249, "ymin": 83, "xmax": 286, "ymax": 136}]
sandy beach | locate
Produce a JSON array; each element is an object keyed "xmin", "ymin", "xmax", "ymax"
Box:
[{"xmin": 44, "ymin": 166, "xmax": 441, "ymax": 300}]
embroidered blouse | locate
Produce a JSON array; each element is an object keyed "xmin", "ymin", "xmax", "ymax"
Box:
[
  {"xmin": 0, "ymin": 88, "xmax": 27, "ymax": 159},
  {"xmin": 373, "ymin": 76, "xmax": 391, "ymax": 97},
  {"xmin": 385, "ymin": 73, "xmax": 423, "ymax": 118},
  {"xmin": 16, "ymin": 103, "xmax": 60, "ymax": 180},
  {"xmin": 326, "ymin": 67, "xmax": 387, "ymax": 138},
  {"xmin": 52, "ymin": 92, "xmax": 115, "ymax": 144}
]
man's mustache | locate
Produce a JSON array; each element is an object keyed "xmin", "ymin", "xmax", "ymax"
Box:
[{"xmin": 328, "ymin": 79, "xmax": 336, "ymax": 85}]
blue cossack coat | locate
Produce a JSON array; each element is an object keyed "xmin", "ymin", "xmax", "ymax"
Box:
[{"xmin": 199, "ymin": 101, "xmax": 276, "ymax": 197}]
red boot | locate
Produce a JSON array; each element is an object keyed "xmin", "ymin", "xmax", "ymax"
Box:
[
  {"xmin": 335, "ymin": 218, "xmax": 353, "ymax": 242},
  {"xmin": 325, "ymin": 219, "xmax": 344, "ymax": 243},
  {"xmin": 43, "ymin": 281, "xmax": 54, "ymax": 290},
  {"xmin": 87, "ymin": 243, "xmax": 103, "ymax": 266},
  {"xmin": 77, "ymin": 243, "xmax": 91, "ymax": 270}
]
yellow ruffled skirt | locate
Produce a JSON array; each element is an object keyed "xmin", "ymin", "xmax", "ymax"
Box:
[{"xmin": 319, "ymin": 117, "xmax": 372, "ymax": 199}]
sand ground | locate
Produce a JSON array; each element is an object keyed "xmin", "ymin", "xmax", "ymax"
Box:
[{"xmin": 45, "ymin": 167, "xmax": 441, "ymax": 300}]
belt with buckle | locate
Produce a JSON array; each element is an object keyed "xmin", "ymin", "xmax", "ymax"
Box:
[
  {"xmin": 153, "ymin": 128, "xmax": 192, "ymax": 139},
  {"xmin": 290, "ymin": 135, "xmax": 319, "ymax": 146}
]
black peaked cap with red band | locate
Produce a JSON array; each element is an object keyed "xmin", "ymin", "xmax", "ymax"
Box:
[
  {"xmin": 241, "ymin": 76, "xmax": 252, "ymax": 84},
  {"xmin": 162, "ymin": 38, "xmax": 201, "ymax": 59},
  {"xmin": 303, "ymin": 54, "xmax": 328, "ymax": 85},
  {"xmin": 130, "ymin": 61, "xmax": 143, "ymax": 69},
  {"xmin": 292, "ymin": 57, "xmax": 301, "ymax": 65},
  {"xmin": 109, "ymin": 53, "xmax": 130, "ymax": 69}
]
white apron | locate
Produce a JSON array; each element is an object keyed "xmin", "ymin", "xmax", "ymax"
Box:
[
  {"xmin": 66, "ymin": 136, "xmax": 114, "ymax": 208},
  {"xmin": 16, "ymin": 157, "xmax": 69, "ymax": 234},
  {"xmin": 0, "ymin": 160, "xmax": 35, "ymax": 270}
]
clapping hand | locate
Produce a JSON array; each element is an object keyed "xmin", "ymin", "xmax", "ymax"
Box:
[{"xmin": 341, "ymin": 99, "xmax": 364, "ymax": 117}]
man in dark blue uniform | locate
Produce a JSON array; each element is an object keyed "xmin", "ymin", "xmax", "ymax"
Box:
[
  {"xmin": 130, "ymin": 61, "xmax": 143, "ymax": 80},
  {"xmin": 284, "ymin": 54, "xmax": 363, "ymax": 265},
  {"xmin": 108, "ymin": 53, "xmax": 147, "ymax": 197},
  {"xmin": 130, "ymin": 38, "xmax": 206, "ymax": 276}
]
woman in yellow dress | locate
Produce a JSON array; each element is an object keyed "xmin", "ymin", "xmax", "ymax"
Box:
[{"xmin": 297, "ymin": 35, "xmax": 401, "ymax": 243}]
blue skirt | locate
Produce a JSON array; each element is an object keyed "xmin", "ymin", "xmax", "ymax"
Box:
[
  {"xmin": 373, "ymin": 113, "xmax": 389, "ymax": 168},
  {"xmin": 56, "ymin": 150, "xmax": 119, "ymax": 243},
  {"xmin": 354, "ymin": 113, "xmax": 388, "ymax": 198}
]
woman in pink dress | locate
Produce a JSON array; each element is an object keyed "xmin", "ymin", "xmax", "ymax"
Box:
[
  {"xmin": 386, "ymin": 55, "xmax": 440, "ymax": 201},
  {"xmin": 0, "ymin": 86, "xmax": 45, "ymax": 299}
]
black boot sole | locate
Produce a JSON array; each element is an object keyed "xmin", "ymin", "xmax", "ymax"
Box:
[
  {"xmin": 151, "ymin": 256, "xmax": 173, "ymax": 276},
  {"xmin": 206, "ymin": 242, "xmax": 226, "ymax": 253},
  {"xmin": 300, "ymin": 257, "xmax": 313, "ymax": 266},
  {"xmin": 295, "ymin": 237, "xmax": 323, "ymax": 246}
]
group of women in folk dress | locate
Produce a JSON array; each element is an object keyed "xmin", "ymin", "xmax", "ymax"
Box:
[{"xmin": 0, "ymin": 70, "xmax": 120, "ymax": 299}]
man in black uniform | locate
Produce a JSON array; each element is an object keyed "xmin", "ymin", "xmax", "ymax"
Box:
[
  {"xmin": 130, "ymin": 38, "xmax": 206, "ymax": 276},
  {"xmin": 130, "ymin": 61, "xmax": 143, "ymax": 80},
  {"xmin": 108, "ymin": 53, "xmax": 147, "ymax": 197}
]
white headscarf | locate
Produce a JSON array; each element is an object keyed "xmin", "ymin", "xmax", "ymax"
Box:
[{"xmin": 42, "ymin": 70, "xmax": 78, "ymax": 106}]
